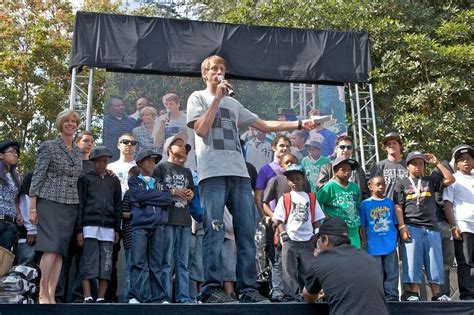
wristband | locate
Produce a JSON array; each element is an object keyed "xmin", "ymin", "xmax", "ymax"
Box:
[
  {"xmin": 398, "ymin": 224, "xmax": 407, "ymax": 231},
  {"xmin": 29, "ymin": 208, "xmax": 37, "ymax": 213},
  {"xmin": 450, "ymin": 226, "xmax": 458, "ymax": 231},
  {"xmin": 280, "ymin": 231, "xmax": 290, "ymax": 242},
  {"xmin": 297, "ymin": 120, "xmax": 303, "ymax": 130}
]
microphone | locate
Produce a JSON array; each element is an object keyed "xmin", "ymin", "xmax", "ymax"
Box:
[{"xmin": 217, "ymin": 75, "xmax": 235, "ymax": 97}]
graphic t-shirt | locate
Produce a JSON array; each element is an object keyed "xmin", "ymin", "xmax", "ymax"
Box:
[
  {"xmin": 394, "ymin": 175, "xmax": 442, "ymax": 228},
  {"xmin": 370, "ymin": 159, "xmax": 408, "ymax": 200},
  {"xmin": 301, "ymin": 155, "xmax": 331, "ymax": 193},
  {"xmin": 359, "ymin": 197, "xmax": 398, "ymax": 256},
  {"xmin": 154, "ymin": 161, "xmax": 194, "ymax": 227},
  {"xmin": 443, "ymin": 172, "xmax": 474, "ymax": 233},
  {"xmin": 245, "ymin": 139, "xmax": 273, "ymax": 172},
  {"xmin": 317, "ymin": 180, "xmax": 361, "ymax": 230},
  {"xmin": 187, "ymin": 90, "xmax": 258, "ymax": 182},
  {"xmin": 272, "ymin": 191, "xmax": 325, "ymax": 241},
  {"xmin": 107, "ymin": 160, "xmax": 136, "ymax": 198}
]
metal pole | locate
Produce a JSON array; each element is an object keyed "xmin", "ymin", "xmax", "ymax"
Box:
[
  {"xmin": 69, "ymin": 67, "xmax": 77, "ymax": 110},
  {"xmin": 86, "ymin": 68, "xmax": 94, "ymax": 131},
  {"xmin": 369, "ymin": 83, "xmax": 379, "ymax": 163},
  {"xmin": 355, "ymin": 84, "xmax": 366, "ymax": 171},
  {"xmin": 348, "ymin": 84, "xmax": 359, "ymax": 162}
]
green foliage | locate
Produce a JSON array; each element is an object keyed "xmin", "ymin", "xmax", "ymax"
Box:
[{"xmin": 186, "ymin": 0, "xmax": 473, "ymax": 160}]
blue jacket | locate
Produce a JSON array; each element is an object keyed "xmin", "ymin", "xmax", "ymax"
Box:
[{"xmin": 128, "ymin": 175, "xmax": 173, "ymax": 229}]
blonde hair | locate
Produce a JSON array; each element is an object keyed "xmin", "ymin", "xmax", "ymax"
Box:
[
  {"xmin": 56, "ymin": 109, "xmax": 81, "ymax": 131},
  {"xmin": 162, "ymin": 93, "xmax": 180, "ymax": 105},
  {"xmin": 201, "ymin": 55, "xmax": 226, "ymax": 82},
  {"xmin": 139, "ymin": 106, "xmax": 158, "ymax": 117}
]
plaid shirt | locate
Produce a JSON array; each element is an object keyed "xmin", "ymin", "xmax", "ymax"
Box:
[{"xmin": 30, "ymin": 138, "xmax": 83, "ymax": 204}]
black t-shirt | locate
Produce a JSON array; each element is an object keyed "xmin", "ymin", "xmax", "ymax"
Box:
[
  {"xmin": 394, "ymin": 175, "xmax": 442, "ymax": 228},
  {"xmin": 369, "ymin": 159, "xmax": 408, "ymax": 200},
  {"xmin": 305, "ymin": 244, "xmax": 389, "ymax": 315},
  {"xmin": 154, "ymin": 161, "xmax": 194, "ymax": 227}
]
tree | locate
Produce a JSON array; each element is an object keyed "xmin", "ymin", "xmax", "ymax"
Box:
[
  {"xmin": 1, "ymin": 0, "xmax": 75, "ymax": 170},
  {"xmin": 184, "ymin": 0, "xmax": 473, "ymax": 159}
]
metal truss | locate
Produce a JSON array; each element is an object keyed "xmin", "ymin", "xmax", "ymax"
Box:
[{"xmin": 69, "ymin": 67, "xmax": 94, "ymax": 131}]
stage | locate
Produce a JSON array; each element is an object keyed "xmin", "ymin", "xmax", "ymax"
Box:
[{"xmin": 1, "ymin": 302, "xmax": 474, "ymax": 315}]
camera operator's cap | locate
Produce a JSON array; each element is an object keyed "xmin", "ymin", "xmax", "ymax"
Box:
[
  {"xmin": 89, "ymin": 146, "xmax": 113, "ymax": 160},
  {"xmin": 304, "ymin": 139, "xmax": 322, "ymax": 149},
  {"xmin": 406, "ymin": 151, "xmax": 428, "ymax": 165},
  {"xmin": 164, "ymin": 132, "xmax": 191, "ymax": 153},
  {"xmin": 332, "ymin": 157, "xmax": 358, "ymax": 171},
  {"xmin": 282, "ymin": 164, "xmax": 305, "ymax": 178},
  {"xmin": 381, "ymin": 132, "xmax": 402, "ymax": 146},
  {"xmin": 135, "ymin": 149, "xmax": 162, "ymax": 164},
  {"xmin": 277, "ymin": 108, "xmax": 297, "ymax": 121},
  {"xmin": 452, "ymin": 144, "xmax": 474, "ymax": 161},
  {"xmin": 316, "ymin": 217, "xmax": 349, "ymax": 238},
  {"xmin": 0, "ymin": 140, "xmax": 20, "ymax": 153}
]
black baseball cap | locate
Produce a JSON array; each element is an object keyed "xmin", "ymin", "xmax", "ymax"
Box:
[
  {"xmin": 0, "ymin": 140, "xmax": 20, "ymax": 153},
  {"xmin": 316, "ymin": 217, "xmax": 349, "ymax": 238},
  {"xmin": 332, "ymin": 157, "xmax": 358, "ymax": 171},
  {"xmin": 135, "ymin": 149, "xmax": 162, "ymax": 164},
  {"xmin": 89, "ymin": 146, "xmax": 113, "ymax": 160},
  {"xmin": 381, "ymin": 132, "xmax": 402, "ymax": 146},
  {"xmin": 452, "ymin": 144, "xmax": 473, "ymax": 161}
]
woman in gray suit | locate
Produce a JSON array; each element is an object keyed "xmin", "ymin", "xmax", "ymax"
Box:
[{"xmin": 29, "ymin": 109, "xmax": 83, "ymax": 304}]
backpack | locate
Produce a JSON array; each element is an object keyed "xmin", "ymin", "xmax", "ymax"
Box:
[{"xmin": 273, "ymin": 191, "xmax": 317, "ymax": 246}]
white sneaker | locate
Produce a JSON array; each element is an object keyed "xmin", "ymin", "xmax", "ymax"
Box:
[
  {"xmin": 128, "ymin": 298, "xmax": 140, "ymax": 304},
  {"xmin": 406, "ymin": 295, "xmax": 420, "ymax": 301},
  {"xmin": 434, "ymin": 294, "xmax": 451, "ymax": 301}
]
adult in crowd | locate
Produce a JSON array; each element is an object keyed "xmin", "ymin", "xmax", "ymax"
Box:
[
  {"xmin": 244, "ymin": 128, "xmax": 273, "ymax": 172},
  {"xmin": 129, "ymin": 97, "xmax": 151, "ymax": 121},
  {"xmin": 16, "ymin": 171, "xmax": 37, "ymax": 265},
  {"xmin": 308, "ymin": 109, "xmax": 337, "ymax": 157},
  {"xmin": 103, "ymin": 97, "xmax": 137, "ymax": 162},
  {"xmin": 303, "ymin": 217, "xmax": 389, "ymax": 315},
  {"xmin": 186, "ymin": 55, "xmax": 315, "ymax": 303},
  {"xmin": 29, "ymin": 109, "xmax": 83, "ymax": 304},
  {"xmin": 0, "ymin": 140, "xmax": 23, "ymax": 251},
  {"xmin": 369, "ymin": 132, "xmax": 408, "ymax": 200},
  {"xmin": 56, "ymin": 130, "xmax": 96, "ymax": 303},
  {"xmin": 290, "ymin": 130, "xmax": 309, "ymax": 161},
  {"xmin": 132, "ymin": 106, "xmax": 161, "ymax": 154},
  {"xmin": 317, "ymin": 135, "xmax": 369, "ymax": 200}
]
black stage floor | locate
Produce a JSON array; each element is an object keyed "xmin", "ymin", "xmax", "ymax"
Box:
[{"xmin": 1, "ymin": 302, "xmax": 474, "ymax": 315}]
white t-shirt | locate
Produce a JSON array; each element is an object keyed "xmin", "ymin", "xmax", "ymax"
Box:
[
  {"xmin": 245, "ymin": 139, "xmax": 273, "ymax": 172},
  {"xmin": 443, "ymin": 172, "xmax": 474, "ymax": 233},
  {"xmin": 107, "ymin": 160, "xmax": 136, "ymax": 198},
  {"xmin": 83, "ymin": 226, "xmax": 115, "ymax": 242},
  {"xmin": 272, "ymin": 190, "xmax": 325, "ymax": 241},
  {"xmin": 187, "ymin": 90, "xmax": 258, "ymax": 182}
]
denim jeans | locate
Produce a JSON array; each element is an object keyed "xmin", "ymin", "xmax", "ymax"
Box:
[
  {"xmin": 124, "ymin": 247, "xmax": 151, "ymax": 302},
  {"xmin": 129, "ymin": 227, "xmax": 164, "ymax": 302},
  {"xmin": 401, "ymin": 225, "xmax": 443, "ymax": 284},
  {"xmin": 199, "ymin": 176, "xmax": 257, "ymax": 295},
  {"xmin": 0, "ymin": 220, "xmax": 17, "ymax": 251},
  {"xmin": 161, "ymin": 225, "xmax": 192, "ymax": 303},
  {"xmin": 15, "ymin": 241, "xmax": 36, "ymax": 265},
  {"xmin": 373, "ymin": 250, "xmax": 399, "ymax": 301},
  {"xmin": 281, "ymin": 239, "xmax": 315, "ymax": 298},
  {"xmin": 270, "ymin": 245, "xmax": 284, "ymax": 298}
]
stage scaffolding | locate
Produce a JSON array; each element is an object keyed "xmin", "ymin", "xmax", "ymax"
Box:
[{"xmin": 290, "ymin": 83, "xmax": 380, "ymax": 171}]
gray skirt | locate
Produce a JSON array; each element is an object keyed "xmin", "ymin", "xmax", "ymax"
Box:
[{"xmin": 35, "ymin": 198, "xmax": 78, "ymax": 257}]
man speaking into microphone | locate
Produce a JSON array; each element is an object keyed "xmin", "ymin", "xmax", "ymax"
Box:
[{"xmin": 186, "ymin": 55, "xmax": 316, "ymax": 303}]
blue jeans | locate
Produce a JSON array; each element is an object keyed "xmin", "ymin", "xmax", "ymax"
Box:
[
  {"xmin": 199, "ymin": 176, "xmax": 257, "ymax": 295},
  {"xmin": 0, "ymin": 220, "xmax": 17, "ymax": 251},
  {"xmin": 161, "ymin": 225, "xmax": 192, "ymax": 303},
  {"xmin": 373, "ymin": 250, "xmax": 399, "ymax": 301},
  {"xmin": 129, "ymin": 227, "xmax": 164, "ymax": 302},
  {"xmin": 15, "ymin": 241, "xmax": 36, "ymax": 265},
  {"xmin": 124, "ymin": 247, "xmax": 151, "ymax": 302},
  {"xmin": 401, "ymin": 225, "xmax": 443, "ymax": 284}
]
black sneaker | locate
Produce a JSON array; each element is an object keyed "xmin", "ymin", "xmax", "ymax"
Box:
[
  {"xmin": 96, "ymin": 299, "xmax": 106, "ymax": 303},
  {"xmin": 200, "ymin": 288, "xmax": 239, "ymax": 304},
  {"xmin": 402, "ymin": 291, "xmax": 420, "ymax": 301},
  {"xmin": 238, "ymin": 290, "xmax": 269, "ymax": 303},
  {"xmin": 83, "ymin": 297, "xmax": 94, "ymax": 303},
  {"xmin": 431, "ymin": 294, "xmax": 451, "ymax": 301}
]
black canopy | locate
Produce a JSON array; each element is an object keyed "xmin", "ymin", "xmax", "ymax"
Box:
[{"xmin": 70, "ymin": 12, "xmax": 371, "ymax": 84}]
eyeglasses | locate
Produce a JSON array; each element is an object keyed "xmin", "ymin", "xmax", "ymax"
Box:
[
  {"xmin": 2, "ymin": 149, "xmax": 19, "ymax": 156},
  {"xmin": 120, "ymin": 140, "xmax": 137, "ymax": 146},
  {"xmin": 338, "ymin": 145, "xmax": 353, "ymax": 151}
]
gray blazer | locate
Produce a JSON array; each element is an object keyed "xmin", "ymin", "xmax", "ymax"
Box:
[{"xmin": 30, "ymin": 138, "xmax": 83, "ymax": 204}]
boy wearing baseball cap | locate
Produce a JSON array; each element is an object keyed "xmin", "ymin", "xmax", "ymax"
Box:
[
  {"xmin": 317, "ymin": 157, "xmax": 362, "ymax": 248},
  {"xmin": 272, "ymin": 164, "xmax": 325, "ymax": 301},
  {"xmin": 154, "ymin": 133, "xmax": 195, "ymax": 303},
  {"xmin": 443, "ymin": 144, "xmax": 474, "ymax": 300},
  {"xmin": 394, "ymin": 151, "xmax": 455, "ymax": 301}
]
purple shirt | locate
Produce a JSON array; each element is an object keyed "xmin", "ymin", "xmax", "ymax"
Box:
[{"xmin": 256, "ymin": 162, "xmax": 284, "ymax": 209}]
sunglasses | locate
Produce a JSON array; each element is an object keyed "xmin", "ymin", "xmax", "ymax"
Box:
[
  {"xmin": 338, "ymin": 145, "xmax": 353, "ymax": 150},
  {"xmin": 120, "ymin": 140, "xmax": 137, "ymax": 146}
]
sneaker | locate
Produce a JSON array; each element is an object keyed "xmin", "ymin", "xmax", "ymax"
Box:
[
  {"xmin": 128, "ymin": 298, "xmax": 141, "ymax": 304},
  {"xmin": 83, "ymin": 297, "xmax": 94, "ymax": 303},
  {"xmin": 432, "ymin": 294, "xmax": 451, "ymax": 301},
  {"xmin": 96, "ymin": 298, "xmax": 106, "ymax": 303},
  {"xmin": 200, "ymin": 288, "xmax": 238, "ymax": 304},
  {"xmin": 402, "ymin": 291, "xmax": 420, "ymax": 301},
  {"xmin": 238, "ymin": 290, "xmax": 269, "ymax": 303}
]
